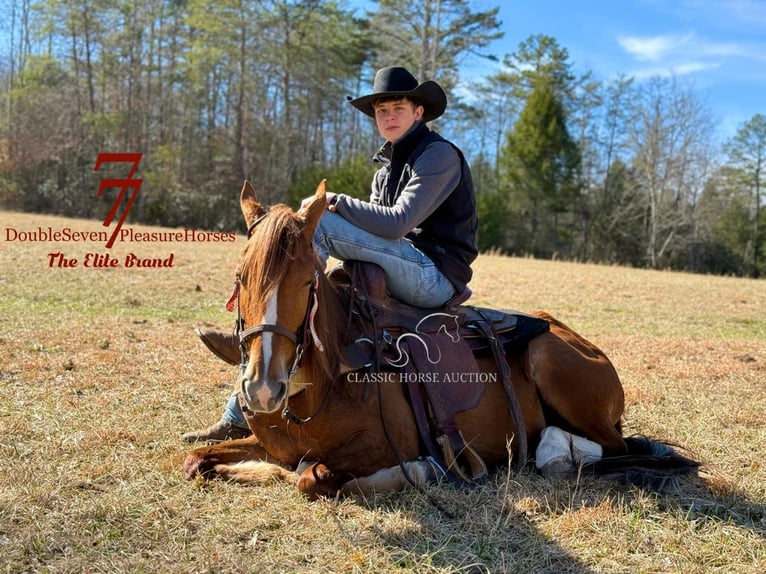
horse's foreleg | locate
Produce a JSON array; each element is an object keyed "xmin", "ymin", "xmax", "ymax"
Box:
[
  {"xmin": 183, "ymin": 436, "xmax": 290, "ymax": 482},
  {"xmin": 210, "ymin": 460, "xmax": 298, "ymax": 486},
  {"xmin": 216, "ymin": 459, "xmax": 434, "ymax": 499},
  {"xmin": 339, "ymin": 460, "xmax": 436, "ymax": 496}
]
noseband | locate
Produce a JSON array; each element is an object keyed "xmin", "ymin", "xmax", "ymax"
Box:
[{"xmin": 235, "ymin": 269, "xmax": 320, "ymax": 378}]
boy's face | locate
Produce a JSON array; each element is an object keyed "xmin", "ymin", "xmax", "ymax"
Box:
[{"xmin": 373, "ymin": 98, "xmax": 424, "ymax": 143}]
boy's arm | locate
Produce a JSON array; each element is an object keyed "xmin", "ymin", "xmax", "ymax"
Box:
[{"xmin": 332, "ymin": 142, "xmax": 460, "ymax": 239}]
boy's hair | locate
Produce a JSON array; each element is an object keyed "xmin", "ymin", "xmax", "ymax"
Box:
[{"xmin": 372, "ymin": 95, "xmax": 422, "ymax": 110}]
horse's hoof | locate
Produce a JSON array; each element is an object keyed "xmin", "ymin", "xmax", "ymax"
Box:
[
  {"xmin": 538, "ymin": 456, "xmax": 576, "ymax": 479},
  {"xmin": 183, "ymin": 453, "xmax": 218, "ymax": 480},
  {"xmin": 296, "ymin": 463, "xmax": 346, "ymax": 500}
]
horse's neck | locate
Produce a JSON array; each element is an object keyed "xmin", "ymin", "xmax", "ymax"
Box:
[{"xmin": 291, "ymin": 276, "xmax": 347, "ymax": 399}]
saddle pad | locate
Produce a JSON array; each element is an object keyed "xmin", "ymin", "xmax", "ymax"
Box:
[{"xmin": 460, "ymin": 307, "xmax": 550, "ymax": 354}]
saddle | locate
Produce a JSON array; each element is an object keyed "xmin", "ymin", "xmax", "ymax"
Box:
[{"xmin": 331, "ymin": 262, "xmax": 550, "ymax": 485}]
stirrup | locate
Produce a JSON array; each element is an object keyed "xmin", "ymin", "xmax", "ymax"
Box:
[{"xmin": 436, "ymin": 432, "xmax": 488, "ymax": 483}]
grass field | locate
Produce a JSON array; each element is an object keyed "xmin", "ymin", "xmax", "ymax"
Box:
[{"xmin": 1, "ymin": 210, "xmax": 764, "ymax": 573}]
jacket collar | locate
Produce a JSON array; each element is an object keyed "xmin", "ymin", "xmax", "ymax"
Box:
[{"xmin": 374, "ymin": 121, "xmax": 429, "ymax": 165}]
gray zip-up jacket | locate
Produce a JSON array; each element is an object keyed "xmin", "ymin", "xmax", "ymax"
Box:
[{"xmin": 332, "ymin": 121, "xmax": 478, "ymax": 291}]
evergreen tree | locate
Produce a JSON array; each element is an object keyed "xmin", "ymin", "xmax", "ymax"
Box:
[
  {"xmin": 471, "ymin": 152, "xmax": 507, "ymax": 252},
  {"xmin": 499, "ymin": 76, "xmax": 581, "ymax": 258},
  {"xmin": 723, "ymin": 114, "xmax": 766, "ymax": 277},
  {"xmin": 366, "ymin": 0, "xmax": 501, "ymax": 84},
  {"xmin": 692, "ymin": 169, "xmax": 751, "ymax": 275}
]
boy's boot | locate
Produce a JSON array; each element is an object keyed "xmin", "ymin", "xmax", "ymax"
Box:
[{"xmin": 196, "ymin": 328, "xmax": 239, "ymax": 365}]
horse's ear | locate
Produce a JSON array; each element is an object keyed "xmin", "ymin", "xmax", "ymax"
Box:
[
  {"xmin": 240, "ymin": 180, "xmax": 266, "ymax": 228},
  {"xmin": 298, "ymin": 180, "xmax": 327, "ymax": 236}
]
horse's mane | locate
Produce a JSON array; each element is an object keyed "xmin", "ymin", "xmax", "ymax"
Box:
[
  {"xmin": 239, "ymin": 204, "xmax": 345, "ymax": 385},
  {"xmin": 240, "ymin": 205, "xmax": 301, "ymax": 312}
]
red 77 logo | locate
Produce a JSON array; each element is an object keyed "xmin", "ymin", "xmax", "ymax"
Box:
[{"xmin": 94, "ymin": 153, "xmax": 143, "ymax": 248}]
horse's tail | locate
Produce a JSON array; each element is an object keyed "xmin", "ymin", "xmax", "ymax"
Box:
[{"xmin": 584, "ymin": 436, "xmax": 700, "ymax": 490}]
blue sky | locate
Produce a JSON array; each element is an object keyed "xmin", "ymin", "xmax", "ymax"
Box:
[
  {"xmin": 352, "ymin": 0, "xmax": 766, "ymax": 142},
  {"xmin": 484, "ymin": 0, "xmax": 766, "ymax": 141}
]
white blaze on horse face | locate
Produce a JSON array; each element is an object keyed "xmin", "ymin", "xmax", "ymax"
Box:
[
  {"xmin": 242, "ymin": 287, "xmax": 289, "ymax": 413},
  {"xmin": 260, "ymin": 287, "xmax": 278, "ymax": 377}
]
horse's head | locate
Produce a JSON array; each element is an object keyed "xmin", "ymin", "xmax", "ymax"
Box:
[{"xmin": 236, "ymin": 180, "xmax": 327, "ymax": 414}]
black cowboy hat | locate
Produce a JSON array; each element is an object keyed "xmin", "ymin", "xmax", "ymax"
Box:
[{"xmin": 347, "ymin": 67, "xmax": 447, "ymax": 123}]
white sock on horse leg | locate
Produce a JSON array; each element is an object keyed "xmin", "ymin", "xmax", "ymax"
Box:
[
  {"xmin": 535, "ymin": 426, "xmax": 602, "ymax": 477},
  {"xmin": 536, "ymin": 426, "xmax": 573, "ymax": 469},
  {"xmin": 570, "ymin": 433, "xmax": 603, "ymax": 464}
]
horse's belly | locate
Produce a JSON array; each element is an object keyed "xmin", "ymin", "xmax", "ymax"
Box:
[{"xmin": 455, "ymin": 369, "xmax": 545, "ymax": 464}]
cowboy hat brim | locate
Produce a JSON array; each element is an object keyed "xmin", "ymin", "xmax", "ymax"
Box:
[{"xmin": 348, "ymin": 80, "xmax": 447, "ymax": 123}]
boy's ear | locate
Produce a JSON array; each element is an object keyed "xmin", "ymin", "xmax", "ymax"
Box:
[{"xmin": 413, "ymin": 99, "xmax": 424, "ymax": 119}]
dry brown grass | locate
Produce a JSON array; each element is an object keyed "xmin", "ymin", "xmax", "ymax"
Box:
[{"xmin": 1, "ymin": 210, "xmax": 764, "ymax": 573}]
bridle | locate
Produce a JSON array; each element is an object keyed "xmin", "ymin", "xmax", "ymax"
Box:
[
  {"xmin": 231, "ymin": 211, "xmax": 327, "ymax": 424},
  {"xmin": 235, "ymin": 268, "xmax": 321, "ymax": 379}
]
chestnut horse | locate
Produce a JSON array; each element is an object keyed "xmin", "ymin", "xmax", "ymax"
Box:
[{"xmin": 183, "ymin": 181, "xmax": 697, "ymax": 498}]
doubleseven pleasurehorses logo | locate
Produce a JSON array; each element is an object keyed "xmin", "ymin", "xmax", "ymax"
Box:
[{"xmin": 94, "ymin": 153, "xmax": 143, "ymax": 249}]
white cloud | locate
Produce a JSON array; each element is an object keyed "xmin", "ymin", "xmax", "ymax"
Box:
[
  {"xmin": 617, "ymin": 33, "xmax": 694, "ymax": 62},
  {"xmin": 630, "ymin": 61, "xmax": 721, "ymax": 80},
  {"xmin": 697, "ymin": 41, "xmax": 766, "ymax": 62},
  {"xmin": 617, "ymin": 31, "xmax": 766, "ymax": 80},
  {"xmin": 616, "ymin": 33, "xmax": 766, "ymax": 64}
]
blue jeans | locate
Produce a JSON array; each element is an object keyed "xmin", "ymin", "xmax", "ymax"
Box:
[
  {"xmin": 313, "ymin": 212, "xmax": 455, "ymax": 308},
  {"xmin": 222, "ymin": 390, "xmax": 248, "ymax": 428}
]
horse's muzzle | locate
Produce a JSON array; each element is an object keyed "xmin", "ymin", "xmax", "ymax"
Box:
[{"xmin": 240, "ymin": 376, "xmax": 287, "ymax": 414}]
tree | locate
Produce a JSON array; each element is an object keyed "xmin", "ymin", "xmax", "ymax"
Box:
[
  {"xmin": 587, "ymin": 158, "xmax": 645, "ymax": 266},
  {"xmin": 471, "ymin": 152, "xmax": 507, "ymax": 252},
  {"xmin": 579, "ymin": 75, "xmax": 641, "ymax": 264},
  {"xmin": 480, "ymin": 35, "xmax": 590, "ymax": 256},
  {"xmin": 500, "ymin": 34, "xmax": 576, "ymax": 101},
  {"xmin": 627, "ymin": 75, "xmax": 715, "ymax": 269},
  {"xmin": 723, "ymin": 114, "xmax": 766, "ymax": 277},
  {"xmin": 365, "ymin": 0, "xmax": 501, "ymax": 93},
  {"xmin": 471, "ymin": 75, "xmax": 519, "ymax": 173},
  {"xmin": 499, "ymin": 75, "xmax": 581, "ymax": 258},
  {"xmin": 481, "ymin": 35, "xmax": 577, "ymax": 164},
  {"xmin": 691, "ymin": 168, "xmax": 751, "ymax": 275},
  {"xmin": 2, "ymin": 55, "xmax": 87, "ymax": 213},
  {"xmin": 288, "ymin": 153, "xmax": 375, "ymax": 208}
]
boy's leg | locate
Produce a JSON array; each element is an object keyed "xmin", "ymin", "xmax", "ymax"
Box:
[
  {"xmin": 182, "ymin": 390, "xmax": 251, "ymax": 443},
  {"xmin": 314, "ymin": 212, "xmax": 454, "ymax": 308}
]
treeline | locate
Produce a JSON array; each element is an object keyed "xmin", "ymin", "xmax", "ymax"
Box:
[{"xmin": 1, "ymin": 0, "xmax": 763, "ymax": 277}]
